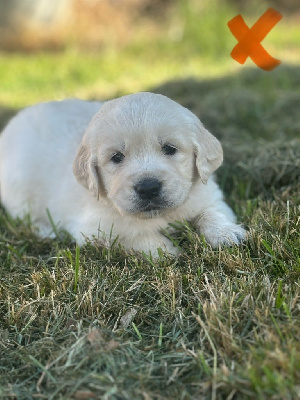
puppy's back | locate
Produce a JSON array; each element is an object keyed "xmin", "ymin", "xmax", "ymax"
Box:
[{"xmin": 0, "ymin": 99, "xmax": 102, "ymax": 218}]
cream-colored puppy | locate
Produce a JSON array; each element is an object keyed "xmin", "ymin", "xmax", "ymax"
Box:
[{"xmin": 0, "ymin": 93, "xmax": 245, "ymax": 256}]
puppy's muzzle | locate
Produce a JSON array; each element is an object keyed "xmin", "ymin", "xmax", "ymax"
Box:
[{"xmin": 134, "ymin": 178, "xmax": 162, "ymax": 201}]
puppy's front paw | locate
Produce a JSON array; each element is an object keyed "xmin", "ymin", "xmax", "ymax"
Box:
[
  {"xmin": 130, "ymin": 235, "xmax": 180, "ymax": 259},
  {"xmin": 199, "ymin": 223, "xmax": 246, "ymax": 249},
  {"xmin": 152, "ymin": 239, "xmax": 181, "ymax": 258}
]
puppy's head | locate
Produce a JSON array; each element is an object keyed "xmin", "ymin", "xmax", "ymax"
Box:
[{"xmin": 73, "ymin": 92, "xmax": 223, "ymax": 218}]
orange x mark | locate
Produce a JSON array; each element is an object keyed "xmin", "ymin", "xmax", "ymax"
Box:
[{"xmin": 228, "ymin": 8, "xmax": 282, "ymax": 71}]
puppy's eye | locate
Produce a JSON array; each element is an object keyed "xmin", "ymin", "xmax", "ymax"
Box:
[
  {"xmin": 162, "ymin": 144, "xmax": 177, "ymax": 156},
  {"xmin": 111, "ymin": 152, "xmax": 125, "ymax": 164}
]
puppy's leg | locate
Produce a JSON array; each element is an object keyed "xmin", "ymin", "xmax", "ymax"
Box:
[
  {"xmin": 194, "ymin": 204, "xmax": 246, "ymax": 248},
  {"xmin": 191, "ymin": 181, "xmax": 246, "ymax": 248}
]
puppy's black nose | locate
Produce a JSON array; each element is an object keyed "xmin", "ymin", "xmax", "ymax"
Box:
[{"xmin": 134, "ymin": 178, "xmax": 162, "ymax": 200}]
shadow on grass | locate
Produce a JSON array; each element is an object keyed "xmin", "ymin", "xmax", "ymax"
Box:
[
  {"xmin": 0, "ymin": 104, "xmax": 17, "ymax": 131},
  {"xmin": 151, "ymin": 64, "xmax": 300, "ymax": 142}
]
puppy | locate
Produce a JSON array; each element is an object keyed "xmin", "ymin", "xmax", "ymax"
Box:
[{"xmin": 0, "ymin": 93, "xmax": 245, "ymax": 256}]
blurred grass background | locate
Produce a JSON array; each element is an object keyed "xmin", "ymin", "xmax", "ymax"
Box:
[{"xmin": 0, "ymin": 0, "xmax": 299, "ymax": 109}]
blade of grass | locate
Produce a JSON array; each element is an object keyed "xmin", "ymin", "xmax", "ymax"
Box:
[
  {"xmin": 132, "ymin": 322, "xmax": 142, "ymax": 341},
  {"xmin": 158, "ymin": 322, "xmax": 163, "ymax": 347},
  {"xmin": 74, "ymin": 244, "xmax": 80, "ymax": 293}
]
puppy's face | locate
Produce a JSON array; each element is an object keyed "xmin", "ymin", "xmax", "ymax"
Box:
[
  {"xmin": 74, "ymin": 93, "xmax": 223, "ymax": 218},
  {"xmin": 97, "ymin": 118, "xmax": 195, "ymax": 218}
]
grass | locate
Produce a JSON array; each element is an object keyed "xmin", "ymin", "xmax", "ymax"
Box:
[
  {"xmin": 0, "ymin": 1, "xmax": 299, "ymax": 110},
  {"xmin": 0, "ymin": 1, "xmax": 300, "ymax": 399}
]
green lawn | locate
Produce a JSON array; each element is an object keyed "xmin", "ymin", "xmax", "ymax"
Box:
[{"xmin": 0, "ymin": 1, "xmax": 300, "ymax": 399}]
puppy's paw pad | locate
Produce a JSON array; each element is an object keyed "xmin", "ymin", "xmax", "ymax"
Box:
[{"xmin": 202, "ymin": 224, "xmax": 247, "ymax": 248}]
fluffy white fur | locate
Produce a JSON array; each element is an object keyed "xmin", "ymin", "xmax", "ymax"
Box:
[{"xmin": 0, "ymin": 93, "xmax": 246, "ymax": 256}]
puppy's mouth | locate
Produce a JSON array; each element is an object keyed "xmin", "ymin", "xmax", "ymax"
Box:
[
  {"xmin": 134, "ymin": 199, "xmax": 175, "ymax": 218},
  {"xmin": 139, "ymin": 202, "xmax": 165, "ymax": 212}
]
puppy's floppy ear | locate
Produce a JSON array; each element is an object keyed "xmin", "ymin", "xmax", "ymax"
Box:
[
  {"xmin": 193, "ymin": 122, "xmax": 223, "ymax": 184},
  {"xmin": 73, "ymin": 142, "xmax": 105, "ymax": 199}
]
